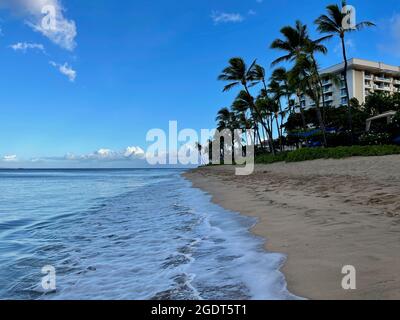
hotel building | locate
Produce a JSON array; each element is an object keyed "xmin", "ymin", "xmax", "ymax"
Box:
[{"xmin": 299, "ymin": 58, "xmax": 400, "ymax": 109}]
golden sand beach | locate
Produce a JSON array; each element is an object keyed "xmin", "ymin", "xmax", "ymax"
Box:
[{"xmin": 184, "ymin": 155, "xmax": 400, "ymax": 300}]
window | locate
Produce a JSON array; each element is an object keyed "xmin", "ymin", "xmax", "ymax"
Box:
[{"xmin": 341, "ymin": 97, "xmax": 348, "ymax": 105}]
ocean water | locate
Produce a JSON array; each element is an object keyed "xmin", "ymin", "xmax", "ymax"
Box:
[{"xmin": 0, "ymin": 169, "xmax": 294, "ymax": 300}]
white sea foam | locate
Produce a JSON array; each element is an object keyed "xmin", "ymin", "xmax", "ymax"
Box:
[{"xmin": 0, "ymin": 169, "xmax": 297, "ymax": 300}]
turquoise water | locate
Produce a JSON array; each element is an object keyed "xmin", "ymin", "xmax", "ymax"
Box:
[{"xmin": 0, "ymin": 169, "xmax": 293, "ymax": 300}]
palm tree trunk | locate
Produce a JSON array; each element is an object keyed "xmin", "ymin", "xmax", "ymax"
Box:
[
  {"xmin": 296, "ymin": 93, "xmax": 307, "ymax": 130},
  {"xmin": 316, "ymin": 105, "xmax": 328, "ymax": 147},
  {"xmin": 261, "ymin": 125, "xmax": 267, "ymax": 148},
  {"xmin": 300, "ymin": 108, "xmax": 307, "ymax": 130},
  {"xmin": 311, "ymin": 54, "xmax": 327, "ymax": 123},
  {"xmin": 341, "ymin": 35, "xmax": 353, "ymax": 142},
  {"xmin": 277, "ymin": 101, "xmax": 284, "ymax": 151},
  {"xmin": 275, "ymin": 115, "xmax": 282, "ymax": 150},
  {"xmin": 312, "ymin": 84, "xmax": 328, "ymax": 147},
  {"xmin": 256, "ymin": 127, "xmax": 262, "ymax": 151}
]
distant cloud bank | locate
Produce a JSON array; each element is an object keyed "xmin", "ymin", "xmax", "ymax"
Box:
[
  {"xmin": 2, "ymin": 155, "xmax": 17, "ymax": 162},
  {"xmin": 64, "ymin": 147, "xmax": 146, "ymax": 162},
  {"xmin": 0, "ymin": 146, "xmax": 149, "ymax": 168}
]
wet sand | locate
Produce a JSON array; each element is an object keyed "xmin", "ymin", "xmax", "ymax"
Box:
[{"xmin": 183, "ymin": 155, "xmax": 400, "ymax": 300}]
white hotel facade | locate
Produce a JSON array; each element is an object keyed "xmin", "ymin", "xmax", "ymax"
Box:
[{"xmin": 299, "ymin": 58, "xmax": 400, "ymax": 109}]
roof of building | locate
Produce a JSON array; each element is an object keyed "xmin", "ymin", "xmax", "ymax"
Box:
[{"xmin": 321, "ymin": 58, "xmax": 400, "ymax": 75}]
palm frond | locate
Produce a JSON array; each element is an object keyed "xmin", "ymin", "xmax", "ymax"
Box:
[
  {"xmin": 222, "ymin": 82, "xmax": 240, "ymax": 92},
  {"xmin": 355, "ymin": 21, "xmax": 376, "ymax": 30}
]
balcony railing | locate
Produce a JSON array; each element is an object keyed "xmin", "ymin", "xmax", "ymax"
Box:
[{"xmin": 375, "ymin": 77, "xmax": 391, "ymax": 82}]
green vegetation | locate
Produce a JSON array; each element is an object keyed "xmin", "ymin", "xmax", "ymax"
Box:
[
  {"xmin": 197, "ymin": 2, "xmax": 399, "ymax": 166},
  {"xmin": 255, "ymin": 145, "xmax": 400, "ymax": 164}
]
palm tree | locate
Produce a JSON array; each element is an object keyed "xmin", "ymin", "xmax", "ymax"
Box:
[
  {"xmin": 255, "ymin": 95, "xmax": 275, "ymax": 152},
  {"xmin": 263, "ymin": 95, "xmax": 282, "ymax": 151},
  {"xmin": 268, "ymin": 80, "xmax": 285, "ymax": 149},
  {"xmin": 270, "ymin": 20, "xmax": 310, "ymax": 66},
  {"xmin": 287, "ymin": 69, "xmax": 308, "ymax": 130},
  {"xmin": 216, "ymin": 108, "xmax": 233, "ymax": 163},
  {"xmin": 216, "ymin": 107, "xmax": 232, "ymax": 130},
  {"xmin": 270, "ymin": 20, "xmax": 331, "ymax": 66},
  {"xmin": 195, "ymin": 142, "xmax": 203, "ymax": 165},
  {"xmin": 291, "ymin": 54, "xmax": 328, "ymax": 146},
  {"xmin": 270, "ymin": 20, "xmax": 331, "ymax": 112},
  {"xmin": 248, "ymin": 64, "xmax": 268, "ymax": 90},
  {"xmin": 232, "ymin": 90, "xmax": 262, "ymax": 146},
  {"xmin": 315, "ymin": 1, "xmax": 375, "ymax": 135},
  {"xmin": 218, "ymin": 58, "xmax": 276, "ymax": 155}
]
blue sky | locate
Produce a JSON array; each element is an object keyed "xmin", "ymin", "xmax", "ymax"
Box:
[{"xmin": 0, "ymin": 0, "xmax": 399, "ymax": 167}]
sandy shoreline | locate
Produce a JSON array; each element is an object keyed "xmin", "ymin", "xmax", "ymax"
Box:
[{"xmin": 183, "ymin": 155, "xmax": 400, "ymax": 300}]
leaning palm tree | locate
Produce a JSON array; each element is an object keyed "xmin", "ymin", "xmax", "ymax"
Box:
[
  {"xmin": 315, "ymin": 1, "xmax": 375, "ymax": 135},
  {"xmin": 218, "ymin": 58, "xmax": 276, "ymax": 155}
]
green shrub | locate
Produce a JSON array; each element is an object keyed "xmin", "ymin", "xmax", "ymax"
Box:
[
  {"xmin": 285, "ymin": 145, "xmax": 400, "ymax": 162},
  {"xmin": 255, "ymin": 145, "xmax": 400, "ymax": 164},
  {"xmin": 255, "ymin": 151, "xmax": 288, "ymax": 164},
  {"xmin": 359, "ymin": 132, "xmax": 391, "ymax": 146}
]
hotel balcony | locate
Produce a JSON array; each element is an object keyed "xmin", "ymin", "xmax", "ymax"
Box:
[
  {"xmin": 322, "ymin": 79, "xmax": 332, "ymax": 86},
  {"xmin": 375, "ymin": 77, "xmax": 392, "ymax": 83},
  {"xmin": 374, "ymin": 85, "xmax": 391, "ymax": 91}
]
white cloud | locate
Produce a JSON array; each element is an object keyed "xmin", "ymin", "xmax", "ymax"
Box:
[
  {"xmin": 2, "ymin": 155, "xmax": 17, "ymax": 162},
  {"xmin": 9, "ymin": 42, "xmax": 45, "ymax": 53},
  {"xmin": 248, "ymin": 10, "xmax": 257, "ymax": 16},
  {"xmin": 211, "ymin": 11, "xmax": 244, "ymax": 24},
  {"xmin": 0, "ymin": 0, "xmax": 77, "ymax": 51},
  {"xmin": 124, "ymin": 146, "xmax": 145, "ymax": 158},
  {"xmin": 49, "ymin": 61, "xmax": 76, "ymax": 82}
]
